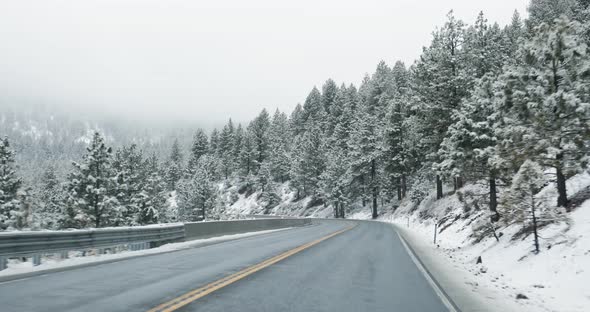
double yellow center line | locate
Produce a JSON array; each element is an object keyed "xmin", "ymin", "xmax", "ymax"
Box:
[{"xmin": 147, "ymin": 224, "xmax": 355, "ymax": 312}]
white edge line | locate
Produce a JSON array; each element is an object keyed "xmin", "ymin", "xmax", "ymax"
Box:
[{"xmin": 396, "ymin": 231, "xmax": 458, "ymax": 312}]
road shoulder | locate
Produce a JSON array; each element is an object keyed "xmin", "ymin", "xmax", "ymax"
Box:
[{"xmin": 393, "ymin": 223, "xmax": 508, "ymax": 312}]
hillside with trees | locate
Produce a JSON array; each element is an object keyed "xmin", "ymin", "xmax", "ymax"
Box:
[{"xmin": 1, "ymin": 0, "xmax": 589, "ymax": 237}]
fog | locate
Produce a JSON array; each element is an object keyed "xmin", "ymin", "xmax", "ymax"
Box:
[{"xmin": 0, "ymin": 0, "xmax": 528, "ymax": 126}]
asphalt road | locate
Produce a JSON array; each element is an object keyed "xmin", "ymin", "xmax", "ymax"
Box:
[{"xmin": 0, "ymin": 220, "xmax": 448, "ymax": 312}]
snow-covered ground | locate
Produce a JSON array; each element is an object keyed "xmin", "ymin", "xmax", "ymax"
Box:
[
  {"xmin": 0, "ymin": 228, "xmax": 290, "ymax": 279},
  {"xmin": 222, "ymin": 182, "xmax": 334, "ymax": 218},
  {"xmin": 353, "ymin": 173, "xmax": 590, "ymax": 312}
]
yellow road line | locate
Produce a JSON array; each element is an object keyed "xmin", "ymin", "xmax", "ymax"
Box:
[{"xmin": 147, "ymin": 224, "xmax": 356, "ymax": 312}]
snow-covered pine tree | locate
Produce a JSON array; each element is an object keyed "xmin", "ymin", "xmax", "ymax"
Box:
[
  {"xmin": 178, "ymin": 155, "xmax": 217, "ymax": 221},
  {"xmin": 412, "ymin": 11, "xmax": 469, "ymax": 199},
  {"xmin": 299, "ymin": 120, "xmax": 327, "ymax": 201},
  {"xmin": 320, "ymin": 146, "xmax": 350, "ymax": 218},
  {"xmin": 331, "ymin": 84, "xmax": 356, "ymax": 152},
  {"xmin": 501, "ymin": 160, "xmax": 559, "ymax": 253},
  {"xmin": 526, "ymin": 0, "xmax": 582, "ymax": 30},
  {"xmin": 0, "ymin": 137, "xmax": 23, "ymax": 230},
  {"xmin": 463, "ymin": 12, "xmax": 506, "ymax": 79},
  {"xmin": 111, "ymin": 144, "xmax": 144, "ymax": 226},
  {"xmin": 382, "ymin": 61, "xmax": 412, "ymax": 202},
  {"xmin": 187, "ymin": 129, "xmax": 209, "ymax": 176},
  {"xmin": 166, "ymin": 139, "xmax": 184, "ymax": 191},
  {"xmin": 249, "ymin": 109, "xmax": 271, "ymax": 174},
  {"xmin": 502, "ymin": 10, "xmax": 525, "ymax": 64},
  {"xmin": 437, "ymin": 74, "xmax": 503, "ymax": 220},
  {"xmin": 496, "ymin": 16, "xmax": 590, "ymax": 210},
  {"xmin": 257, "ymin": 161, "xmax": 280, "ymax": 213},
  {"xmin": 209, "ymin": 129, "xmax": 220, "ymax": 157},
  {"xmin": 348, "ymin": 63, "xmax": 394, "ymax": 218},
  {"xmin": 238, "ymin": 128, "xmax": 255, "ymax": 181},
  {"xmin": 289, "ymin": 103, "xmax": 305, "ymax": 137},
  {"xmin": 218, "ymin": 119, "xmax": 235, "ymax": 179},
  {"xmin": 321, "ymin": 79, "xmax": 339, "ymax": 137},
  {"xmin": 35, "ymin": 165, "xmax": 64, "ymax": 229},
  {"xmin": 135, "ymin": 153, "xmax": 166, "ymax": 224},
  {"xmin": 65, "ymin": 132, "xmax": 117, "ymax": 228},
  {"xmin": 268, "ymin": 109, "xmax": 291, "ymax": 183},
  {"xmin": 232, "ymin": 124, "xmax": 244, "ymax": 168}
]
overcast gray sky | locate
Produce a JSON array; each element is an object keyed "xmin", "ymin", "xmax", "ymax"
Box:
[{"xmin": 0, "ymin": 0, "xmax": 528, "ymax": 125}]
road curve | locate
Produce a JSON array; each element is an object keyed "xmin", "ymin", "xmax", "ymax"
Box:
[{"xmin": 0, "ymin": 220, "xmax": 448, "ymax": 312}]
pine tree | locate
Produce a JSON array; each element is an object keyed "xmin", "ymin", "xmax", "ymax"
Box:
[
  {"xmin": 321, "ymin": 79, "xmax": 339, "ymax": 136},
  {"xmin": 437, "ymin": 74, "xmax": 503, "ymax": 220},
  {"xmin": 496, "ymin": 16, "xmax": 590, "ymax": 210},
  {"xmin": 320, "ymin": 146, "xmax": 350, "ymax": 218},
  {"xmin": 65, "ymin": 132, "xmax": 117, "ymax": 228},
  {"xmin": 501, "ymin": 160, "xmax": 556, "ymax": 253},
  {"xmin": 412, "ymin": 11, "xmax": 469, "ymax": 199},
  {"xmin": 218, "ymin": 119, "xmax": 235, "ymax": 179},
  {"xmin": 136, "ymin": 154, "xmax": 166, "ymax": 224},
  {"xmin": 166, "ymin": 139, "xmax": 184, "ymax": 190},
  {"xmin": 249, "ymin": 109, "xmax": 271, "ymax": 174},
  {"xmin": 111, "ymin": 144, "xmax": 144, "ymax": 226},
  {"xmin": 527, "ymin": 0, "xmax": 582, "ymax": 30},
  {"xmin": 178, "ymin": 155, "xmax": 217, "ymax": 221},
  {"xmin": 268, "ymin": 110, "xmax": 291, "ymax": 183},
  {"xmin": 239, "ymin": 128, "xmax": 255, "ymax": 177},
  {"xmin": 383, "ymin": 61, "xmax": 412, "ymax": 202},
  {"xmin": 209, "ymin": 129, "xmax": 220, "ymax": 157},
  {"xmin": 187, "ymin": 129, "xmax": 209, "ymax": 176},
  {"xmin": 35, "ymin": 165, "xmax": 64, "ymax": 229},
  {"xmin": 289, "ymin": 103, "xmax": 305, "ymax": 136},
  {"xmin": 502, "ymin": 10, "xmax": 525, "ymax": 63},
  {"xmin": 0, "ymin": 137, "xmax": 23, "ymax": 230},
  {"xmin": 257, "ymin": 162, "xmax": 281, "ymax": 213}
]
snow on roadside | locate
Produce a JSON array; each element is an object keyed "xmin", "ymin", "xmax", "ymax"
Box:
[
  {"xmin": 0, "ymin": 228, "xmax": 290, "ymax": 278},
  {"xmin": 350, "ymin": 173, "xmax": 590, "ymax": 312}
]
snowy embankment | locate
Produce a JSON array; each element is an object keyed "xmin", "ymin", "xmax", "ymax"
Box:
[
  {"xmin": 0, "ymin": 228, "xmax": 290, "ymax": 280},
  {"xmin": 221, "ymin": 182, "xmax": 334, "ymax": 218},
  {"xmin": 362, "ymin": 173, "xmax": 590, "ymax": 312}
]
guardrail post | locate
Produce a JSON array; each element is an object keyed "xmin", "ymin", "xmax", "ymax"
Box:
[
  {"xmin": 32, "ymin": 254, "xmax": 41, "ymax": 266},
  {"xmin": 0, "ymin": 256, "xmax": 7, "ymax": 271}
]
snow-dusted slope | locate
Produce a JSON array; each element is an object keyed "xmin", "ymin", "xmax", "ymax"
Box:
[{"xmin": 358, "ymin": 172, "xmax": 590, "ymax": 312}]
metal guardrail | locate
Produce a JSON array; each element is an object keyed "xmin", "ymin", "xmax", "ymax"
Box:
[
  {"xmin": 184, "ymin": 218, "xmax": 312, "ymax": 240},
  {"xmin": 0, "ymin": 217, "xmax": 312, "ymax": 272},
  {"xmin": 0, "ymin": 225, "xmax": 185, "ymax": 270}
]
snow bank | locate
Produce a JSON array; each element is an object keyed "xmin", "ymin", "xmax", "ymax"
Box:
[{"xmin": 351, "ymin": 173, "xmax": 590, "ymax": 312}]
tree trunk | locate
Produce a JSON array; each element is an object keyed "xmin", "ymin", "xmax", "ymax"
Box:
[
  {"xmin": 401, "ymin": 174, "xmax": 407, "ymax": 198},
  {"xmin": 489, "ymin": 175, "xmax": 499, "ymax": 222},
  {"xmin": 531, "ymin": 193, "xmax": 540, "ymax": 253},
  {"xmin": 556, "ymin": 161, "xmax": 569, "ymax": 211},
  {"xmin": 201, "ymin": 204, "xmax": 206, "ymax": 221},
  {"xmin": 340, "ymin": 203, "xmax": 345, "ymax": 219},
  {"xmin": 436, "ymin": 175, "xmax": 443, "ymax": 200},
  {"xmin": 397, "ymin": 177, "xmax": 402, "ymax": 201},
  {"xmin": 456, "ymin": 176, "xmax": 463, "ymax": 189},
  {"xmin": 371, "ymin": 159, "xmax": 378, "ymax": 219}
]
